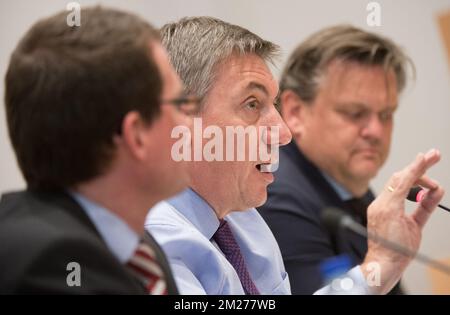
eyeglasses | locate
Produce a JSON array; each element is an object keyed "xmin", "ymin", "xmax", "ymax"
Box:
[
  {"xmin": 161, "ymin": 95, "xmax": 201, "ymax": 116},
  {"xmin": 115, "ymin": 95, "xmax": 200, "ymax": 135}
]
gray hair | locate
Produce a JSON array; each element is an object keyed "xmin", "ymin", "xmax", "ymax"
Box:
[
  {"xmin": 280, "ymin": 25, "xmax": 415, "ymax": 103},
  {"xmin": 160, "ymin": 16, "xmax": 280, "ymax": 105}
]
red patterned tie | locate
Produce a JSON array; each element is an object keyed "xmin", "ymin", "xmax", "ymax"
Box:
[
  {"xmin": 213, "ymin": 219, "xmax": 260, "ymax": 295},
  {"xmin": 126, "ymin": 240, "xmax": 167, "ymax": 295}
]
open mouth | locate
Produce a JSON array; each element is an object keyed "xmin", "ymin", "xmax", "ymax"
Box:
[{"xmin": 255, "ymin": 163, "xmax": 278, "ymax": 173}]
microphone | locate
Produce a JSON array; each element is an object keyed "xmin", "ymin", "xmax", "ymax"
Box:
[
  {"xmin": 407, "ymin": 186, "xmax": 450, "ymax": 213},
  {"xmin": 322, "ymin": 207, "xmax": 450, "ymax": 275}
]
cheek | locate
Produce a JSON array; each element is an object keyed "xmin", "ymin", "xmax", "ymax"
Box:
[
  {"xmin": 306, "ymin": 113, "xmax": 347, "ymax": 142},
  {"xmin": 327, "ymin": 129, "xmax": 361, "ymax": 155},
  {"xmin": 383, "ymin": 125, "xmax": 393, "ymax": 144},
  {"xmin": 234, "ymin": 162, "xmax": 256, "ymax": 185},
  {"xmin": 206, "ymin": 161, "xmax": 240, "ymax": 186},
  {"xmin": 376, "ymin": 124, "xmax": 393, "ymax": 154},
  {"xmin": 379, "ymin": 135, "xmax": 392, "ymax": 161}
]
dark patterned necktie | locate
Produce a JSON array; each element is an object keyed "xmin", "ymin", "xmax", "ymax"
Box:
[
  {"xmin": 212, "ymin": 219, "xmax": 260, "ymax": 295},
  {"xmin": 126, "ymin": 240, "xmax": 167, "ymax": 295},
  {"xmin": 344, "ymin": 197, "xmax": 369, "ymax": 227}
]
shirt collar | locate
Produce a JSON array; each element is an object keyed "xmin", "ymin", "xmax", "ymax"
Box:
[
  {"xmin": 69, "ymin": 191, "xmax": 139, "ymax": 263},
  {"xmin": 167, "ymin": 188, "xmax": 220, "ymax": 240},
  {"xmin": 320, "ymin": 171, "xmax": 353, "ymax": 201}
]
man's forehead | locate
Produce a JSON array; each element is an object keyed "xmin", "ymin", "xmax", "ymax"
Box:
[
  {"xmin": 321, "ymin": 60, "xmax": 398, "ymax": 100},
  {"xmin": 324, "ymin": 59, "xmax": 398, "ymax": 87},
  {"xmin": 216, "ymin": 56, "xmax": 278, "ymax": 94},
  {"xmin": 243, "ymin": 81, "xmax": 277, "ymax": 96},
  {"xmin": 217, "ymin": 54, "xmax": 272, "ymax": 77}
]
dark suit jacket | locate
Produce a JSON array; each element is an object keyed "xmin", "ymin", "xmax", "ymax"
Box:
[
  {"xmin": 257, "ymin": 141, "xmax": 403, "ymax": 295},
  {"xmin": 0, "ymin": 190, "xmax": 178, "ymax": 294}
]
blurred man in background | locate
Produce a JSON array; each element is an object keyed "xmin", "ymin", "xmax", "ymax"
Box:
[{"xmin": 258, "ymin": 25, "xmax": 413, "ymax": 294}]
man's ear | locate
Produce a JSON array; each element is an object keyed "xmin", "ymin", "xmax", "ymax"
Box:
[
  {"xmin": 279, "ymin": 90, "xmax": 307, "ymax": 138},
  {"xmin": 119, "ymin": 111, "xmax": 151, "ymax": 161}
]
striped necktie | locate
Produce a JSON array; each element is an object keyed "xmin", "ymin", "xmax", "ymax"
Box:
[{"xmin": 126, "ymin": 240, "xmax": 167, "ymax": 295}]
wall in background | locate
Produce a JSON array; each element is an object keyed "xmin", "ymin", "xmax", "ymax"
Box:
[{"xmin": 0, "ymin": 0, "xmax": 449, "ymax": 294}]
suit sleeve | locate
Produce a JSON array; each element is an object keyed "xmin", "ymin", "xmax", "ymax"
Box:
[{"xmin": 13, "ymin": 237, "xmax": 141, "ymax": 294}]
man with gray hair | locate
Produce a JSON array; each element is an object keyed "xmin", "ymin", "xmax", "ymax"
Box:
[
  {"xmin": 258, "ymin": 25, "xmax": 414, "ymax": 294},
  {"xmin": 146, "ymin": 18, "xmax": 443, "ymax": 295},
  {"xmin": 147, "ymin": 17, "xmax": 293, "ymax": 294}
]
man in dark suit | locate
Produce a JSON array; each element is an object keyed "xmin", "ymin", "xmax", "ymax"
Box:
[
  {"xmin": 0, "ymin": 7, "xmax": 195, "ymax": 294},
  {"xmin": 258, "ymin": 25, "xmax": 414, "ymax": 294}
]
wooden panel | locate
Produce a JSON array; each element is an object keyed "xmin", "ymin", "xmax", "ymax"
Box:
[
  {"xmin": 437, "ymin": 10, "xmax": 450, "ymax": 69},
  {"xmin": 428, "ymin": 257, "xmax": 450, "ymax": 294}
]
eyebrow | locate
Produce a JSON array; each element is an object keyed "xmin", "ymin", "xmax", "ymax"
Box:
[
  {"xmin": 244, "ymin": 82, "xmax": 268, "ymax": 96},
  {"xmin": 337, "ymin": 102, "xmax": 398, "ymax": 110},
  {"xmin": 243, "ymin": 82, "xmax": 279, "ymax": 102}
]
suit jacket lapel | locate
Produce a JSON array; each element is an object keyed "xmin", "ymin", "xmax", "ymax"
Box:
[
  {"xmin": 286, "ymin": 142, "xmax": 371, "ymax": 263},
  {"xmin": 42, "ymin": 191, "xmax": 178, "ymax": 294},
  {"xmin": 143, "ymin": 231, "xmax": 179, "ymax": 295}
]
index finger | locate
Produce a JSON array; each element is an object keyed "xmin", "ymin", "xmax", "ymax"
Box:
[{"xmin": 390, "ymin": 149, "xmax": 441, "ymax": 196}]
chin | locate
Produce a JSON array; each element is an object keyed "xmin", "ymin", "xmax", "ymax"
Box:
[
  {"xmin": 355, "ymin": 161, "xmax": 381, "ymax": 177},
  {"xmin": 352, "ymin": 170, "xmax": 378, "ymax": 183},
  {"xmin": 247, "ymin": 190, "xmax": 268, "ymax": 209}
]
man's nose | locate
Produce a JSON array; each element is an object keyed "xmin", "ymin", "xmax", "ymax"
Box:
[
  {"xmin": 361, "ymin": 114, "xmax": 384, "ymax": 141},
  {"xmin": 263, "ymin": 109, "xmax": 292, "ymax": 146}
]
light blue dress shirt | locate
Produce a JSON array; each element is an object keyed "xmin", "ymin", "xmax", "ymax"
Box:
[
  {"xmin": 321, "ymin": 171, "xmax": 353, "ymax": 201},
  {"xmin": 145, "ymin": 188, "xmax": 372, "ymax": 295},
  {"xmin": 70, "ymin": 192, "xmax": 139, "ymax": 264},
  {"xmin": 145, "ymin": 188, "xmax": 291, "ymax": 295}
]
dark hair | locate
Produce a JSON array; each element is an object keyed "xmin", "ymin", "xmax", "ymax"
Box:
[
  {"xmin": 280, "ymin": 25, "xmax": 414, "ymax": 104},
  {"xmin": 5, "ymin": 7, "xmax": 161, "ymax": 190}
]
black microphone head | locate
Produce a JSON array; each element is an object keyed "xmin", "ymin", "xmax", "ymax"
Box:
[
  {"xmin": 407, "ymin": 186, "xmax": 423, "ymax": 203},
  {"xmin": 321, "ymin": 207, "xmax": 348, "ymax": 235}
]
